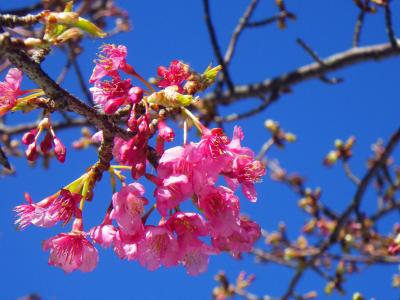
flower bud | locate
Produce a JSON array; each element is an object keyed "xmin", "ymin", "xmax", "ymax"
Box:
[
  {"xmin": 40, "ymin": 132, "xmax": 53, "ymax": 154},
  {"xmin": 129, "ymin": 86, "xmax": 144, "ymax": 104},
  {"xmin": 22, "ymin": 129, "xmax": 37, "ymax": 145},
  {"xmin": 264, "ymin": 119, "xmax": 279, "ymax": 133},
  {"xmin": 324, "ymin": 150, "xmax": 339, "ymax": 166},
  {"xmin": 53, "ymin": 137, "xmax": 66, "ymax": 163},
  {"xmin": 25, "ymin": 143, "xmax": 38, "ymax": 161},
  {"xmin": 284, "ymin": 132, "xmax": 296, "ymax": 142}
]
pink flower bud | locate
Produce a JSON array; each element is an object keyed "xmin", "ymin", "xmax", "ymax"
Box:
[
  {"xmin": 22, "ymin": 129, "xmax": 37, "ymax": 145},
  {"xmin": 40, "ymin": 132, "xmax": 53, "ymax": 154},
  {"xmin": 25, "ymin": 143, "xmax": 38, "ymax": 161},
  {"xmin": 53, "ymin": 137, "xmax": 66, "ymax": 163},
  {"xmin": 129, "ymin": 86, "xmax": 144, "ymax": 104}
]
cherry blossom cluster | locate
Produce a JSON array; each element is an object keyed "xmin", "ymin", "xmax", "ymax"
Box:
[{"xmin": 9, "ymin": 44, "xmax": 265, "ymax": 275}]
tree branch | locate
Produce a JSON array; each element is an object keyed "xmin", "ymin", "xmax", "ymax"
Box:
[{"xmin": 204, "ymin": 40, "xmax": 400, "ymax": 105}]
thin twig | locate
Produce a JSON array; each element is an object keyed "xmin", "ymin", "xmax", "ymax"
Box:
[
  {"xmin": 296, "ymin": 38, "xmax": 342, "ymax": 84},
  {"xmin": 214, "ymin": 92, "xmax": 278, "ymax": 123},
  {"xmin": 280, "ymin": 127, "xmax": 400, "ymax": 299},
  {"xmin": 203, "ymin": 0, "xmax": 235, "ymax": 93},
  {"xmin": 224, "ymin": 0, "xmax": 260, "ymax": 65},
  {"xmin": 384, "ymin": 4, "xmax": 398, "ymax": 48},
  {"xmin": 246, "ymin": 11, "xmax": 295, "ymax": 28},
  {"xmin": 342, "ymin": 161, "xmax": 361, "ymax": 185},
  {"xmin": 353, "ymin": 10, "xmax": 365, "ymax": 48}
]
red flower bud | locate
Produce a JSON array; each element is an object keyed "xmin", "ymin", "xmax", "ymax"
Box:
[
  {"xmin": 25, "ymin": 143, "xmax": 38, "ymax": 161},
  {"xmin": 22, "ymin": 129, "xmax": 37, "ymax": 145},
  {"xmin": 40, "ymin": 132, "xmax": 53, "ymax": 154},
  {"xmin": 53, "ymin": 137, "xmax": 66, "ymax": 163}
]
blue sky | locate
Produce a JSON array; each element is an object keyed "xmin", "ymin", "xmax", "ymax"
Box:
[{"xmin": 1, "ymin": 0, "xmax": 400, "ymax": 299}]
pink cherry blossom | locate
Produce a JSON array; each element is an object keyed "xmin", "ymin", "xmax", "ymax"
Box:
[
  {"xmin": 179, "ymin": 235, "xmax": 215, "ymax": 275},
  {"xmin": 110, "ymin": 183, "xmax": 148, "ymax": 235},
  {"xmin": 157, "ymin": 60, "xmax": 190, "ymax": 92},
  {"xmin": 89, "ymin": 214, "xmax": 117, "ymax": 248},
  {"xmin": 137, "ymin": 225, "xmax": 180, "ymax": 270},
  {"xmin": 90, "ymin": 44, "xmax": 128, "ymax": 83},
  {"xmin": 197, "ymin": 127, "xmax": 230, "ymax": 159},
  {"xmin": 166, "ymin": 212, "xmax": 209, "ymax": 238},
  {"xmin": 14, "ymin": 190, "xmax": 81, "ymax": 229},
  {"xmin": 198, "ymin": 186, "xmax": 240, "ymax": 237},
  {"xmin": 46, "ymin": 189, "xmax": 82, "ymax": 225},
  {"xmin": 43, "ymin": 229, "xmax": 99, "ymax": 272},
  {"xmin": 155, "ymin": 175, "xmax": 193, "ymax": 217},
  {"xmin": 90, "ymin": 78, "xmax": 132, "ymax": 114},
  {"xmin": 113, "ymin": 229, "xmax": 143, "ymax": 260},
  {"xmin": 0, "ymin": 68, "xmax": 24, "ymax": 116},
  {"xmin": 212, "ymin": 217, "xmax": 261, "ymax": 258}
]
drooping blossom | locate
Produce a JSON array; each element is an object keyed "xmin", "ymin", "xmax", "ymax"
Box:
[
  {"xmin": 223, "ymin": 126, "xmax": 266, "ymax": 201},
  {"xmin": 198, "ymin": 186, "xmax": 240, "ymax": 237},
  {"xmin": 113, "ymin": 229, "xmax": 143, "ymax": 260},
  {"xmin": 0, "ymin": 68, "xmax": 24, "ymax": 116},
  {"xmin": 157, "ymin": 60, "xmax": 190, "ymax": 92},
  {"xmin": 110, "ymin": 183, "xmax": 148, "ymax": 235},
  {"xmin": 212, "ymin": 216, "xmax": 261, "ymax": 258},
  {"xmin": 166, "ymin": 212, "xmax": 209, "ymax": 238},
  {"xmin": 89, "ymin": 214, "xmax": 117, "ymax": 248},
  {"xmin": 14, "ymin": 193, "xmax": 57, "ymax": 230},
  {"xmin": 156, "ymin": 143, "xmax": 220, "ymax": 193},
  {"xmin": 137, "ymin": 225, "xmax": 180, "ymax": 270},
  {"xmin": 14, "ymin": 190, "xmax": 81, "ymax": 229},
  {"xmin": 179, "ymin": 234, "xmax": 215, "ymax": 275},
  {"xmin": 89, "ymin": 44, "xmax": 128, "ymax": 83},
  {"xmin": 43, "ymin": 230, "xmax": 98, "ymax": 272},
  {"xmin": 46, "ymin": 189, "xmax": 82, "ymax": 225},
  {"xmin": 155, "ymin": 175, "xmax": 193, "ymax": 217}
]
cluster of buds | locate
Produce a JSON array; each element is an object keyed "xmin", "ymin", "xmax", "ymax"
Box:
[
  {"xmin": 21, "ymin": 118, "xmax": 66, "ymax": 163},
  {"xmin": 323, "ymin": 136, "xmax": 356, "ymax": 166},
  {"xmin": 13, "ymin": 44, "xmax": 265, "ymax": 275},
  {"xmin": 264, "ymin": 119, "xmax": 296, "ymax": 148},
  {"xmin": 212, "ymin": 271, "xmax": 256, "ymax": 300}
]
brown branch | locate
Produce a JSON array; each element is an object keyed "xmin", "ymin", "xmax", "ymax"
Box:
[
  {"xmin": 296, "ymin": 38, "xmax": 342, "ymax": 84},
  {"xmin": 280, "ymin": 127, "xmax": 400, "ymax": 299},
  {"xmin": 245, "ymin": 11, "xmax": 295, "ymax": 28},
  {"xmin": 353, "ymin": 10, "xmax": 365, "ymax": 48},
  {"xmin": 370, "ymin": 200, "xmax": 400, "ymax": 222},
  {"xmin": 203, "ymin": 0, "xmax": 234, "ymax": 93},
  {"xmin": 204, "ymin": 40, "xmax": 400, "ymax": 105},
  {"xmin": 384, "ymin": 4, "xmax": 397, "ymax": 48},
  {"xmin": 0, "ymin": 13, "xmax": 43, "ymax": 28},
  {"xmin": 224, "ymin": 0, "xmax": 260, "ymax": 65}
]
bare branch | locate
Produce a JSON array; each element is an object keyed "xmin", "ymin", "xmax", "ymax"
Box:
[
  {"xmin": 204, "ymin": 40, "xmax": 400, "ymax": 105},
  {"xmin": 203, "ymin": 0, "xmax": 235, "ymax": 92}
]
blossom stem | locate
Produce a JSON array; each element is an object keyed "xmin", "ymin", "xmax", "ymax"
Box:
[
  {"xmin": 124, "ymin": 64, "xmax": 156, "ymax": 93},
  {"xmin": 181, "ymin": 107, "xmax": 203, "ymax": 133}
]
